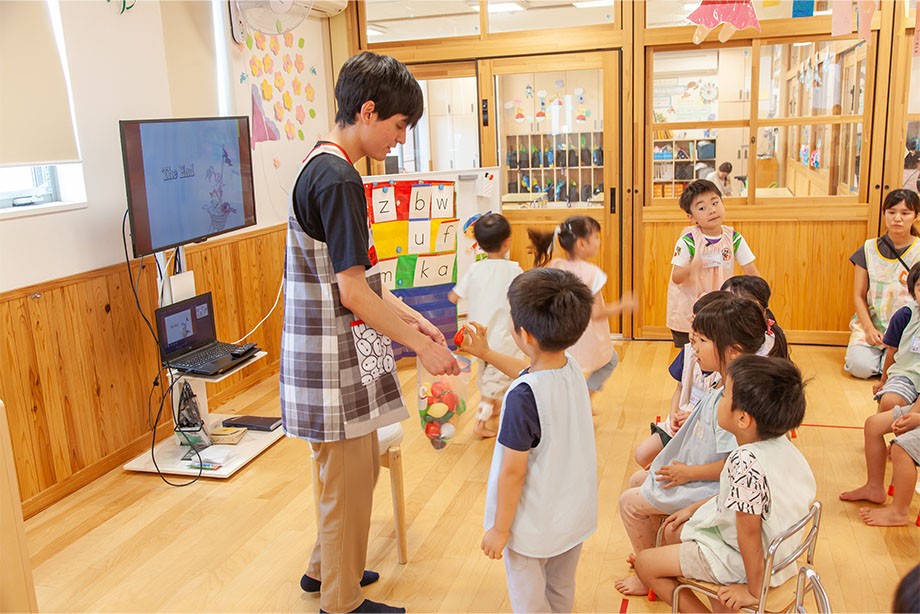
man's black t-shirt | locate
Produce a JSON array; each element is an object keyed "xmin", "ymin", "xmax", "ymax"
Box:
[{"xmin": 293, "ymin": 143, "xmax": 371, "ymax": 274}]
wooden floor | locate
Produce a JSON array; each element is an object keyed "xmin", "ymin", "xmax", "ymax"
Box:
[{"xmin": 23, "ymin": 342, "xmax": 920, "ymax": 613}]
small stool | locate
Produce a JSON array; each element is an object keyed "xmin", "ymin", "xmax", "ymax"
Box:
[
  {"xmin": 310, "ymin": 423, "xmax": 408, "ymax": 565},
  {"xmin": 377, "ymin": 422, "xmax": 408, "ymax": 565}
]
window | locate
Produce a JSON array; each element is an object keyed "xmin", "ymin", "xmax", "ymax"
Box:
[
  {"xmin": 486, "ymin": 0, "xmax": 614, "ymax": 34},
  {"xmin": 650, "ymin": 47, "xmax": 751, "ymax": 200},
  {"xmin": 365, "ymin": 0, "xmax": 480, "ymax": 44},
  {"xmin": 648, "ymin": 36, "xmax": 872, "ymax": 202}
]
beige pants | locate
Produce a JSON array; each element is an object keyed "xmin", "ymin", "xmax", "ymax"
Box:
[
  {"xmin": 504, "ymin": 543, "xmax": 584, "ymax": 613},
  {"xmin": 308, "ymin": 432, "xmax": 380, "ymax": 614}
]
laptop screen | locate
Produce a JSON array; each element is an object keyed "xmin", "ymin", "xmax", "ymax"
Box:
[{"xmin": 154, "ymin": 292, "xmax": 217, "ymax": 361}]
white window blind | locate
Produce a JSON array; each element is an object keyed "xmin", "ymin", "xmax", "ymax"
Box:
[{"xmin": 0, "ymin": 1, "xmax": 80, "ymax": 167}]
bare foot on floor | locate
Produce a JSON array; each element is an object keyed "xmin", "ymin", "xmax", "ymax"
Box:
[
  {"xmin": 859, "ymin": 506, "xmax": 911, "ymax": 526},
  {"xmin": 839, "ymin": 484, "xmax": 887, "ymax": 504},
  {"xmin": 473, "ymin": 420, "xmax": 496, "ymax": 439},
  {"xmin": 626, "ymin": 553, "xmax": 636, "ymax": 568},
  {"xmin": 614, "ymin": 575, "xmax": 648, "ymax": 596}
]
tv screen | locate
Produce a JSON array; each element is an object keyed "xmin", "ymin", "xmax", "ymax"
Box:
[{"xmin": 120, "ymin": 116, "xmax": 257, "ymax": 257}]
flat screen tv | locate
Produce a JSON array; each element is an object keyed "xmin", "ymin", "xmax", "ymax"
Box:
[{"xmin": 120, "ymin": 116, "xmax": 257, "ymax": 258}]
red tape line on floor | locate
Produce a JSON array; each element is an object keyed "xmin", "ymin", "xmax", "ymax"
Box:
[{"xmin": 619, "ymin": 598, "xmax": 629, "ymax": 613}]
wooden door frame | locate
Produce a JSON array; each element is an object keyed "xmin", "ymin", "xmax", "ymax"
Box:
[{"xmin": 480, "ymin": 51, "xmax": 625, "ymax": 333}]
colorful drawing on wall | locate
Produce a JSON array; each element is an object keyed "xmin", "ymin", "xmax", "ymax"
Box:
[
  {"xmin": 242, "ymin": 33, "xmax": 318, "ymax": 146},
  {"xmin": 365, "ymin": 180, "xmax": 459, "ymax": 359},
  {"xmin": 687, "ymin": 0, "xmax": 761, "ymax": 44},
  {"xmin": 914, "ymin": 8, "xmax": 920, "ymax": 58},
  {"xmin": 653, "ymin": 78, "xmax": 718, "ymax": 122},
  {"xmin": 250, "ymin": 84, "xmax": 280, "ymax": 148}
]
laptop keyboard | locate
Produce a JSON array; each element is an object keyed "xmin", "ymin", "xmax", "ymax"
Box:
[{"xmin": 171, "ymin": 342, "xmax": 241, "ymax": 368}]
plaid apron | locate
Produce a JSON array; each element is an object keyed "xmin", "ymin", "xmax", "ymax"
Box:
[{"xmin": 280, "ymin": 143, "xmax": 408, "ymax": 442}]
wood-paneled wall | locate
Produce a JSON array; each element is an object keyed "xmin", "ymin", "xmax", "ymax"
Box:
[
  {"xmin": 0, "ymin": 224, "xmax": 286, "ymax": 517},
  {"xmin": 637, "ymin": 215, "xmax": 865, "ymax": 344}
]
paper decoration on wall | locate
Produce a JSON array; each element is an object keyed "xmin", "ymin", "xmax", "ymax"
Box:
[
  {"xmin": 791, "ymin": 0, "xmax": 814, "ymax": 18},
  {"xmin": 273, "ymin": 157, "xmax": 280, "ymax": 168},
  {"xmin": 525, "ymin": 84, "xmax": 533, "ymax": 98},
  {"xmin": 311, "ymin": 66, "xmax": 317, "ymax": 75},
  {"xmin": 250, "ymin": 84, "xmax": 280, "ymax": 148},
  {"xmin": 914, "ymin": 9, "xmax": 920, "ymax": 57},
  {"xmin": 856, "ymin": 0, "xmax": 874, "ymax": 41},
  {"xmin": 242, "ymin": 34, "xmax": 318, "ymax": 145},
  {"xmin": 688, "ymin": 1, "xmax": 761, "ymax": 44},
  {"xmin": 514, "ymin": 106, "xmax": 526, "ymax": 123},
  {"xmin": 240, "ymin": 72, "xmax": 248, "ymax": 84},
  {"xmin": 831, "ymin": 0, "xmax": 851, "ymax": 36},
  {"xmin": 762, "ymin": 0, "xmax": 779, "ymax": 6}
]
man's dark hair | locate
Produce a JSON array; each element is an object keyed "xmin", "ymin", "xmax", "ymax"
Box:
[
  {"xmin": 726, "ymin": 355, "xmax": 806, "ymax": 439},
  {"xmin": 679, "ymin": 179, "xmax": 722, "ymax": 214},
  {"xmin": 473, "ymin": 213, "xmax": 511, "ymax": 253},
  {"xmin": 507, "ymin": 268, "xmax": 593, "ymax": 352},
  {"xmin": 719, "ymin": 162, "xmax": 733, "ymax": 174},
  {"xmin": 334, "ymin": 52, "xmax": 423, "ymax": 128}
]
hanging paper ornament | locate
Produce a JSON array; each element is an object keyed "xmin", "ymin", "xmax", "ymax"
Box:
[
  {"xmin": 284, "ymin": 32, "xmax": 293, "ymax": 47},
  {"xmin": 687, "ymin": 0, "xmax": 761, "ymax": 44}
]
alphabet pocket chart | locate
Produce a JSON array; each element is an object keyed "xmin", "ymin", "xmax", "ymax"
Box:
[{"xmin": 365, "ymin": 179, "xmax": 460, "ymax": 359}]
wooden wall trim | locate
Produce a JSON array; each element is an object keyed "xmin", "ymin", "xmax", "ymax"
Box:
[
  {"xmin": 20, "ymin": 422, "xmax": 174, "ymax": 520},
  {"xmin": 2, "ymin": 225, "xmax": 287, "ymax": 516},
  {"xmin": 366, "ymin": 27, "xmax": 624, "ymax": 64},
  {"xmin": 641, "ymin": 203, "xmax": 870, "ymax": 222}
]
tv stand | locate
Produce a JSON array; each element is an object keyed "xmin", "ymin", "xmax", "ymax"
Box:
[{"xmin": 123, "ymin": 351, "xmax": 284, "ymax": 478}]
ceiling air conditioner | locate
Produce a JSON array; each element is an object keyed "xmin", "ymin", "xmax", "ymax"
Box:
[{"xmin": 310, "ymin": 0, "xmax": 347, "ymax": 17}]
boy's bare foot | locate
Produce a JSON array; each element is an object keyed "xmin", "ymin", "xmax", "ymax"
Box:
[
  {"xmin": 473, "ymin": 420, "xmax": 496, "ymax": 439},
  {"xmin": 839, "ymin": 484, "xmax": 887, "ymax": 504},
  {"xmin": 626, "ymin": 553, "xmax": 636, "ymax": 568},
  {"xmin": 614, "ymin": 575, "xmax": 648, "ymax": 596},
  {"xmin": 859, "ymin": 506, "xmax": 911, "ymax": 526}
]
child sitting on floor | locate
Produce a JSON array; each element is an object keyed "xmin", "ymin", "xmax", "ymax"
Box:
[
  {"xmin": 841, "ymin": 264, "xmax": 920, "ymax": 525},
  {"xmin": 635, "ymin": 356, "xmax": 815, "ymax": 613},
  {"xmin": 866, "ymin": 262, "xmax": 920, "ymax": 414}
]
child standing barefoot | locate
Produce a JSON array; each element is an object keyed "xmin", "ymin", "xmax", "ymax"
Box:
[{"xmin": 635, "ymin": 356, "xmax": 815, "ymax": 613}]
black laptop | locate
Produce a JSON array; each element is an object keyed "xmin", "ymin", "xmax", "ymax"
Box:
[{"xmin": 154, "ymin": 292, "xmax": 259, "ymax": 376}]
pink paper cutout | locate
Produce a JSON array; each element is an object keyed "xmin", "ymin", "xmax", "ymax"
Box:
[
  {"xmin": 831, "ymin": 0, "xmax": 851, "ymax": 36},
  {"xmin": 250, "ymin": 84, "xmax": 280, "ymax": 148}
]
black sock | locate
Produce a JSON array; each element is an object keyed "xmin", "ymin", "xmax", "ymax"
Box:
[
  {"xmin": 301, "ymin": 570, "xmax": 380, "ymax": 593},
  {"xmin": 320, "ymin": 599, "xmax": 406, "ymax": 614}
]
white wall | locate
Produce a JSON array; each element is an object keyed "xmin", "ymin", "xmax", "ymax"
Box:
[{"xmin": 0, "ymin": 1, "xmax": 332, "ymax": 293}]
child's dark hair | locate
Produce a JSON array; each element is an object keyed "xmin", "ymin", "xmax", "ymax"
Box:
[
  {"xmin": 334, "ymin": 52, "xmax": 423, "ymax": 128},
  {"xmin": 527, "ymin": 216, "xmax": 601, "ymax": 267},
  {"xmin": 693, "ymin": 290, "xmax": 733, "ymax": 315},
  {"xmin": 692, "ymin": 296, "xmax": 789, "ymax": 370},
  {"xmin": 883, "ymin": 189, "xmax": 920, "ymax": 237},
  {"xmin": 893, "ymin": 563, "xmax": 920, "ymax": 613},
  {"xmin": 679, "ymin": 179, "xmax": 721, "ymax": 214},
  {"xmin": 507, "ymin": 268, "xmax": 593, "ymax": 352},
  {"xmin": 719, "ymin": 161, "xmax": 733, "ymax": 173},
  {"xmin": 473, "ymin": 213, "xmax": 511, "ymax": 253},
  {"xmin": 720, "ymin": 275, "xmax": 789, "ymax": 358},
  {"xmin": 908, "ymin": 262, "xmax": 920, "ymax": 296},
  {"xmin": 726, "ymin": 355, "xmax": 806, "ymax": 439}
]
